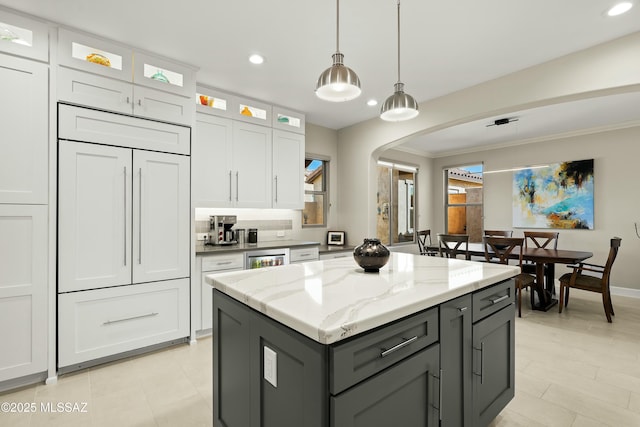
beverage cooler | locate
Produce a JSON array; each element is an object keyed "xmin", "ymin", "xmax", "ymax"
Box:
[{"xmin": 245, "ymin": 248, "xmax": 290, "ymax": 269}]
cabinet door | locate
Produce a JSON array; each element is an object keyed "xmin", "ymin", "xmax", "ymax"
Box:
[
  {"xmin": 440, "ymin": 294, "xmax": 473, "ymax": 427},
  {"xmin": 57, "ymin": 67, "xmax": 133, "ymax": 115},
  {"xmin": 0, "ymin": 54, "xmax": 48, "ymax": 204},
  {"xmin": 472, "ymin": 304, "xmax": 515, "ymax": 426},
  {"xmin": 132, "ymin": 151, "xmax": 190, "ymax": 283},
  {"xmin": 272, "ymin": 130, "xmax": 304, "ymax": 209},
  {"xmin": 58, "ymin": 141, "xmax": 131, "ymax": 292},
  {"xmin": 232, "ymin": 121, "xmax": 272, "ymax": 208},
  {"xmin": 0, "ymin": 205, "xmax": 47, "ymax": 382},
  {"xmin": 332, "ymin": 344, "xmax": 440, "ymax": 427},
  {"xmin": 192, "ymin": 113, "xmax": 234, "ymax": 206},
  {"xmin": 133, "ymin": 85, "xmax": 194, "ymax": 126}
]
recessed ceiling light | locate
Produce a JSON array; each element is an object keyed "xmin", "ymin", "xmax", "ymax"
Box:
[
  {"xmin": 249, "ymin": 54, "xmax": 264, "ymax": 65},
  {"xmin": 607, "ymin": 2, "xmax": 633, "ymax": 16},
  {"xmin": 367, "ymin": 99, "xmax": 378, "ymax": 106}
]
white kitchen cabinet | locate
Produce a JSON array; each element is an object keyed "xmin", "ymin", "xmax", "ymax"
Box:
[
  {"xmin": 0, "ymin": 205, "xmax": 47, "ymax": 382},
  {"xmin": 58, "ymin": 278, "xmax": 189, "ymax": 368},
  {"xmin": 58, "ymin": 142, "xmax": 190, "ymax": 292},
  {"xmin": 57, "ymin": 28, "xmax": 195, "ymax": 126},
  {"xmin": 0, "ymin": 9, "xmax": 49, "ymax": 62},
  {"xmin": 232, "ymin": 121, "xmax": 272, "ymax": 208},
  {"xmin": 290, "ymin": 246, "xmax": 319, "ymax": 263},
  {"xmin": 273, "ymin": 129, "xmax": 304, "ymax": 209},
  {"xmin": 193, "ymin": 113, "xmax": 272, "ymax": 208},
  {"xmin": 198, "ymin": 253, "xmax": 244, "ymax": 332},
  {"xmin": 0, "ymin": 53, "xmax": 48, "ymax": 204},
  {"xmin": 192, "ymin": 113, "xmax": 234, "ymax": 206}
]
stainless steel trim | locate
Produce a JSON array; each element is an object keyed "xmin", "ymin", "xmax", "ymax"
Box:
[
  {"xmin": 138, "ymin": 167, "xmax": 142, "ymax": 265},
  {"xmin": 228, "ymin": 170, "xmax": 232, "ymax": 202},
  {"xmin": 458, "ymin": 306, "xmax": 468, "ymax": 312},
  {"xmin": 380, "ymin": 335, "xmax": 418, "ymax": 357},
  {"xmin": 490, "ymin": 294, "xmax": 509, "ymax": 304},
  {"xmin": 235, "ymin": 171, "xmax": 239, "ymax": 201},
  {"xmin": 103, "ymin": 312, "xmax": 158, "ymax": 325}
]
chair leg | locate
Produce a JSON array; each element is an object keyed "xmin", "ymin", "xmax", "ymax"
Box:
[
  {"xmin": 517, "ymin": 286, "xmax": 522, "ymax": 317},
  {"xmin": 602, "ymin": 292, "xmax": 613, "ymax": 323},
  {"xmin": 608, "ymin": 289, "xmax": 615, "ymax": 316},
  {"xmin": 564, "ymin": 287, "xmax": 570, "ymax": 307},
  {"xmin": 558, "ymin": 282, "xmax": 565, "ymax": 313}
]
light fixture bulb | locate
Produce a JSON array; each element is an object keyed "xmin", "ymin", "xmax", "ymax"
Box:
[
  {"xmin": 367, "ymin": 99, "xmax": 378, "ymax": 106},
  {"xmin": 607, "ymin": 2, "xmax": 633, "ymax": 15},
  {"xmin": 249, "ymin": 54, "xmax": 264, "ymax": 64}
]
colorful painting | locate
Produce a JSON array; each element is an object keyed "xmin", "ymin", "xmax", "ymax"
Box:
[{"xmin": 512, "ymin": 159, "xmax": 594, "ymax": 229}]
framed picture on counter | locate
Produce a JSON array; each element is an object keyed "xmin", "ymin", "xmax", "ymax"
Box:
[{"xmin": 327, "ymin": 231, "xmax": 345, "ymax": 246}]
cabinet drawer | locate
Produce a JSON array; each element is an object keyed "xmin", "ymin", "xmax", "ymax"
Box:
[
  {"xmin": 202, "ymin": 253, "xmax": 244, "ymax": 271},
  {"xmin": 319, "ymin": 251, "xmax": 352, "ymax": 260},
  {"xmin": 58, "ymin": 103, "xmax": 190, "ymax": 155},
  {"xmin": 58, "ymin": 279, "xmax": 189, "ymax": 367},
  {"xmin": 472, "ymin": 279, "xmax": 515, "ymax": 323},
  {"xmin": 290, "ymin": 247, "xmax": 319, "ymax": 263},
  {"xmin": 330, "ymin": 307, "xmax": 438, "ymax": 395}
]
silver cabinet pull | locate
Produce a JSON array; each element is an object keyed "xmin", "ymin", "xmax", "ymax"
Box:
[
  {"xmin": 380, "ymin": 335, "xmax": 418, "ymax": 357},
  {"xmin": 216, "ymin": 261, "xmax": 233, "ymax": 266},
  {"xmin": 458, "ymin": 306, "xmax": 468, "ymax": 312},
  {"xmin": 137, "ymin": 99, "xmax": 142, "ymax": 106},
  {"xmin": 126, "ymin": 96, "xmax": 130, "ymax": 104},
  {"xmin": 138, "ymin": 167, "xmax": 142, "ymax": 265},
  {"xmin": 123, "ymin": 166, "xmax": 127, "ymax": 266},
  {"xmin": 473, "ymin": 342, "xmax": 485, "ymax": 384},
  {"xmin": 236, "ymin": 171, "xmax": 239, "ymax": 201},
  {"xmin": 438, "ymin": 369, "xmax": 443, "ymax": 421},
  {"xmin": 274, "ymin": 175, "xmax": 278, "ymax": 203},
  {"xmin": 103, "ymin": 312, "xmax": 158, "ymax": 325},
  {"xmin": 228, "ymin": 170, "xmax": 232, "ymax": 202},
  {"xmin": 490, "ymin": 294, "xmax": 509, "ymax": 304}
]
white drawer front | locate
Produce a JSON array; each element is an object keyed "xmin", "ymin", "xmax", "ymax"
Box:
[
  {"xmin": 58, "ymin": 104, "xmax": 190, "ymax": 155},
  {"xmin": 319, "ymin": 251, "xmax": 352, "ymax": 260},
  {"xmin": 290, "ymin": 247, "xmax": 319, "ymax": 263},
  {"xmin": 202, "ymin": 253, "xmax": 244, "ymax": 272},
  {"xmin": 58, "ymin": 279, "xmax": 189, "ymax": 367}
]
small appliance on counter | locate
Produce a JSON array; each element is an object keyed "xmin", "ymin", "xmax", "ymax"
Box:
[
  {"xmin": 208, "ymin": 215, "xmax": 238, "ymax": 245},
  {"xmin": 247, "ymin": 228, "xmax": 258, "ymax": 245}
]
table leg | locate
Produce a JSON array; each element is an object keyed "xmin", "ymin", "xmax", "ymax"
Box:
[{"xmin": 532, "ymin": 262, "xmax": 558, "ymax": 312}]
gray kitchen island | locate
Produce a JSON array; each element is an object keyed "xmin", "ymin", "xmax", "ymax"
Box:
[{"xmin": 206, "ymin": 252, "xmax": 519, "ymax": 427}]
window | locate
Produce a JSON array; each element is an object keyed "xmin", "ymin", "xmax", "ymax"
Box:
[
  {"xmin": 376, "ymin": 161, "xmax": 417, "ymax": 245},
  {"xmin": 444, "ymin": 164, "xmax": 483, "ymax": 242},
  {"xmin": 302, "ymin": 158, "xmax": 328, "ymax": 227}
]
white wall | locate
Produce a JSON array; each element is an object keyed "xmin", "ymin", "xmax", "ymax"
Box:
[{"xmin": 429, "ymin": 126, "xmax": 640, "ymax": 289}]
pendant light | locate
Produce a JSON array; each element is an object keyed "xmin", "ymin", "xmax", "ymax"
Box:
[
  {"xmin": 315, "ymin": 0, "xmax": 362, "ymax": 102},
  {"xmin": 380, "ymin": 0, "xmax": 419, "ymax": 121}
]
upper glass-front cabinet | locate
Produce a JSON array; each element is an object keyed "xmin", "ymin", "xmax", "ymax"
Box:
[
  {"xmin": 58, "ymin": 28, "xmax": 132, "ymax": 80},
  {"xmin": 0, "ymin": 9, "xmax": 49, "ymax": 62},
  {"xmin": 272, "ymin": 106, "xmax": 305, "ymax": 134},
  {"xmin": 234, "ymin": 96, "xmax": 271, "ymax": 125},
  {"xmin": 196, "ymin": 86, "xmax": 234, "ymax": 118},
  {"xmin": 134, "ymin": 51, "xmax": 195, "ymax": 97}
]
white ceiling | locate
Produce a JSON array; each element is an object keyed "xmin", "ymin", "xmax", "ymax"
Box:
[{"xmin": 3, "ymin": 0, "xmax": 640, "ymax": 155}]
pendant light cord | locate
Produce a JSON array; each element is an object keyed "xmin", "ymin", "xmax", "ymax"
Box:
[
  {"xmin": 336, "ymin": 0, "xmax": 340, "ymax": 54},
  {"xmin": 396, "ymin": 0, "xmax": 401, "ymax": 84}
]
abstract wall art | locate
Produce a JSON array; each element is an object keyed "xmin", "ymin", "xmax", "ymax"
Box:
[{"xmin": 512, "ymin": 159, "xmax": 594, "ymax": 229}]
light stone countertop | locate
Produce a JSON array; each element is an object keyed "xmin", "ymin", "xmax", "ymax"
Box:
[{"xmin": 205, "ymin": 252, "xmax": 519, "ymax": 344}]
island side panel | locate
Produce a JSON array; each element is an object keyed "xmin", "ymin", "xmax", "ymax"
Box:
[{"xmin": 213, "ymin": 290, "xmax": 328, "ymax": 427}]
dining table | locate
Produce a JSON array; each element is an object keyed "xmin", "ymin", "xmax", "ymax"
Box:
[{"xmin": 428, "ymin": 242, "xmax": 593, "ymax": 311}]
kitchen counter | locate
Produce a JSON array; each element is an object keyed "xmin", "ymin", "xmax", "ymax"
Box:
[
  {"xmin": 196, "ymin": 239, "xmax": 320, "ymax": 255},
  {"xmin": 206, "ymin": 252, "xmax": 519, "ymax": 344}
]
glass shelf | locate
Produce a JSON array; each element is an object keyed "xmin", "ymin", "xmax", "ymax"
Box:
[
  {"xmin": 0, "ymin": 21, "xmax": 32, "ymax": 47},
  {"xmin": 196, "ymin": 92, "xmax": 228, "ymax": 112}
]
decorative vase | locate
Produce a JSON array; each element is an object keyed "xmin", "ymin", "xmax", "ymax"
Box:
[{"xmin": 353, "ymin": 238, "xmax": 390, "ymax": 273}]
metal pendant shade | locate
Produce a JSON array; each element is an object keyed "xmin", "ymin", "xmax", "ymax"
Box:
[
  {"xmin": 315, "ymin": 0, "xmax": 362, "ymax": 102},
  {"xmin": 380, "ymin": 0, "xmax": 419, "ymax": 121}
]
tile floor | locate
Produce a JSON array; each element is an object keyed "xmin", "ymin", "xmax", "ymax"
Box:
[{"xmin": 1, "ymin": 290, "xmax": 640, "ymax": 426}]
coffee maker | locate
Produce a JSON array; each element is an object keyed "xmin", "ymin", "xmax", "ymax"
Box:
[{"xmin": 208, "ymin": 215, "xmax": 237, "ymax": 245}]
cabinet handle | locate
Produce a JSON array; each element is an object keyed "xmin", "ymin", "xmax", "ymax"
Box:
[
  {"xmin": 458, "ymin": 306, "xmax": 468, "ymax": 312},
  {"xmin": 274, "ymin": 175, "xmax": 278, "ymax": 203},
  {"xmin": 380, "ymin": 335, "xmax": 418, "ymax": 357},
  {"xmin": 216, "ymin": 261, "xmax": 233, "ymax": 266},
  {"xmin": 473, "ymin": 342, "xmax": 485, "ymax": 385},
  {"xmin": 123, "ymin": 166, "xmax": 127, "ymax": 266},
  {"xmin": 438, "ymin": 369, "xmax": 443, "ymax": 421},
  {"xmin": 126, "ymin": 96, "xmax": 130, "ymax": 104},
  {"xmin": 236, "ymin": 171, "xmax": 239, "ymax": 201},
  {"xmin": 138, "ymin": 167, "xmax": 142, "ymax": 265},
  {"xmin": 228, "ymin": 170, "xmax": 232, "ymax": 202},
  {"xmin": 103, "ymin": 312, "xmax": 158, "ymax": 325},
  {"xmin": 490, "ymin": 294, "xmax": 509, "ymax": 304},
  {"xmin": 137, "ymin": 99, "xmax": 142, "ymax": 106}
]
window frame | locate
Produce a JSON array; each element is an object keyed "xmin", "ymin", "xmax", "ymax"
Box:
[{"xmin": 302, "ymin": 155, "xmax": 330, "ymax": 228}]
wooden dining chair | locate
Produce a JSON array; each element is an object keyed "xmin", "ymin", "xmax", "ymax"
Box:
[
  {"xmin": 417, "ymin": 230, "xmax": 438, "ymax": 256},
  {"xmin": 522, "ymin": 231, "xmax": 559, "ymax": 275},
  {"xmin": 484, "ymin": 230, "xmax": 513, "ymax": 237},
  {"xmin": 558, "ymin": 237, "xmax": 622, "ymax": 323},
  {"xmin": 437, "ymin": 234, "xmax": 470, "ymax": 260},
  {"xmin": 483, "ymin": 236, "xmax": 536, "ymax": 317}
]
